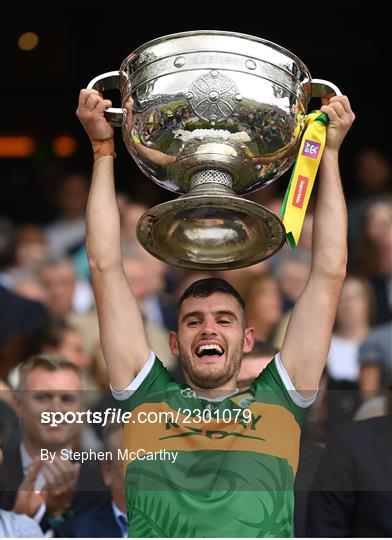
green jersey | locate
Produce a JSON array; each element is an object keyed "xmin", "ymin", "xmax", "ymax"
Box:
[{"xmin": 113, "ymin": 352, "xmax": 315, "ymax": 537}]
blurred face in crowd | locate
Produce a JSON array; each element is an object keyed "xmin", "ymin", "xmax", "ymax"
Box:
[
  {"xmin": 16, "ymin": 225, "xmax": 49, "ymax": 271},
  {"xmin": 42, "ymin": 329, "xmax": 91, "ymax": 370},
  {"xmin": 16, "ymin": 367, "xmax": 83, "ymax": 452},
  {"xmin": 58, "ymin": 174, "xmax": 89, "ymax": 220},
  {"xmin": 121, "ymin": 202, "xmax": 148, "ymax": 240},
  {"xmin": 365, "ymin": 201, "xmax": 392, "ymax": 246},
  {"xmin": 123, "ymin": 250, "xmax": 165, "ymax": 301},
  {"xmin": 39, "ymin": 262, "xmax": 76, "ymax": 318},
  {"xmin": 356, "ymin": 149, "xmax": 390, "ymax": 193},
  {"xmin": 246, "ymin": 276, "xmax": 282, "ymax": 327},
  {"xmin": 170, "ymin": 292, "xmax": 254, "ymax": 391},
  {"xmin": 336, "ymin": 277, "xmax": 371, "ymax": 330},
  {"xmin": 279, "ymin": 259, "xmax": 310, "ymax": 303},
  {"xmin": 123, "ymin": 257, "xmax": 153, "ymax": 301}
]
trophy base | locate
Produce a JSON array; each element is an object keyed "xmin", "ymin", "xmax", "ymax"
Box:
[{"xmin": 136, "ymin": 185, "xmax": 286, "ymax": 270}]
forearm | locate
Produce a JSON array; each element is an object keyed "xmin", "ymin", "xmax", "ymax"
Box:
[
  {"xmin": 86, "ymin": 154, "xmax": 121, "ymax": 270},
  {"xmin": 311, "ymin": 148, "xmax": 347, "ymax": 279}
]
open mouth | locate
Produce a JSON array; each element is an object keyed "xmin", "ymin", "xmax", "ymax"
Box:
[{"xmin": 195, "ymin": 344, "xmax": 224, "ymax": 359}]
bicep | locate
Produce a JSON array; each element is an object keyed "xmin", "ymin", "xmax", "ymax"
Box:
[
  {"xmin": 280, "ymin": 275, "xmax": 342, "ymax": 393},
  {"xmin": 91, "ymin": 264, "xmax": 150, "ymax": 390}
]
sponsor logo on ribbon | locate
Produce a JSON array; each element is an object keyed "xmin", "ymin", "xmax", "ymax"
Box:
[
  {"xmin": 293, "ymin": 175, "xmax": 309, "ymax": 209},
  {"xmin": 302, "ymin": 139, "xmax": 321, "ymax": 159}
]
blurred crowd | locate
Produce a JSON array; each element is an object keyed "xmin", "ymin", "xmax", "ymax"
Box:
[{"xmin": 0, "ymin": 146, "xmax": 391, "ymax": 537}]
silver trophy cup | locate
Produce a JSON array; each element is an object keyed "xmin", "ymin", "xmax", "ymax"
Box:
[{"xmin": 88, "ymin": 30, "xmax": 340, "ymax": 270}]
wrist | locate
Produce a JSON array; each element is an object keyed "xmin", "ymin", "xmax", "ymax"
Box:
[
  {"xmin": 91, "ymin": 138, "xmax": 116, "ymax": 159},
  {"xmin": 321, "ymin": 146, "xmax": 340, "ymax": 161}
]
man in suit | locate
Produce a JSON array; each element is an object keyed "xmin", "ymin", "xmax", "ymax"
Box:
[
  {"xmin": 306, "ymin": 386, "xmax": 392, "ymax": 537},
  {"xmin": 56, "ymin": 423, "xmax": 128, "ymax": 537},
  {"xmin": 1, "ymin": 354, "xmax": 108, "ymax": 532}
]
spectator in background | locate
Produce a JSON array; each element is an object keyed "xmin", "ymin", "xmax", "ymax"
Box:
[
  {"xmin": 352, "ymin": 196, "xmax": 392, "ymax": 324},
  {"xmin": 1, "ymin": 355, "xmax": 107, "ymax": 532},
  {"xmin": 306, "ymin": 386, "xmax": 392, "ymax": 537},
  {"xmin": 120, "ymin": 200, "xmax": 149, "ymax": 241},
  {"xmin": 324, "ymin": 276, "xmax": 373, "ymax": 427},
  {"xmin": 44, "ymin": 172, "xmax": 89, "ymax": 256},
  {"xmin": 15, "ymin": 225, "xmax": 49, "ymax": 274},
  {"xmin": 348, "ymin": 148, "xmax": 392, "ymax": 257},
  {"xmin": 359, "ymin": 321, "xmax": 392, "ymax": 395},
  {"xmin": 0, "ymin": 398, "xmax": 21, "ymax": 453},
  {"xmin": 121, "ymin": 239, "xmax": 177, "ymax": 351},
  {"xmin": 272, "ymin": 249, "xmax": 311, "ymax": 349},
  {"xmin": 56, "ymin": 423, "xmax": 128, "ymax": 538},
  {"xmin": 0, "ymin": 443, "xmax": 44, "ymax": 537},
  {"xmin": 38, "ymin": 254, "xmax": 93, "ymax": 318},
  {"xmin": 275, "ymin": 249, "xmax": 311, "ymax": 313},
  {"xmin": 240, "ymin": 274, "xmax": 283, "ymax": 344},
  {"xmin": 354, "ymin": 321, "xmax": 392, "ymax": 420}
]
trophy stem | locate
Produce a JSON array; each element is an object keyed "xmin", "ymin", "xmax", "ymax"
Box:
[{"xmin": 190, "ymin": 169, "xmax": 233, "ymax": 190}]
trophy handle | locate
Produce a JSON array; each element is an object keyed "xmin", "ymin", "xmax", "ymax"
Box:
[
  {"xmin": 87, "ymin": 71, "xmax": 125, "ymax": 127},
  {"xmin": 310, "ymin": 79, "xmax": 342, "ymax": 98}
]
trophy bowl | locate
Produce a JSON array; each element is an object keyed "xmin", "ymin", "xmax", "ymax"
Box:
[{"xmin": 88, "ymin": 30, "xmax": 340, "ymax": 270}]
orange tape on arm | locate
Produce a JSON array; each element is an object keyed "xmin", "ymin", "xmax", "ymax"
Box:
[{"xmin": 91, "ymin": 139, "xmax": 116, "ymax": 159}]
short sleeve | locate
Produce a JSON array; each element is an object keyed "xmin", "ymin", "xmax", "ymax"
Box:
[
  {"xmin": 254, "ymin": 353, "xmax": 317, "ymax": 428},
  {"xmin": 111, "ymin": 353, "xmax": 177, "ymax": 412}
]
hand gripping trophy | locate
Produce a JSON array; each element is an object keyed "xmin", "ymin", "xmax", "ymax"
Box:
[{"xmin": 88, "ymin": 30, "xmax": 340, "ymax": 270}]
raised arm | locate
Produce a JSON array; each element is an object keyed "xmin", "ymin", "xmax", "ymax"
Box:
[
  {"xmin": 280, "ymin": 96, "xmax": 355, "ymax": 395},
  {"xmin": 76, "ymin": 89, "xmax": 150, "ymax": 390}
]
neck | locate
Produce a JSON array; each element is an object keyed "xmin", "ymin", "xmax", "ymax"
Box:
[{"xmin": 184, "ymin": 376, "xmax": 238, "ymax": 399}]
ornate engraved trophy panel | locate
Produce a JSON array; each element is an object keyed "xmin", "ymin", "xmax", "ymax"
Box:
[{"xmin": 88, "ymin": 31, "xmax": 340, "ymax": 270}]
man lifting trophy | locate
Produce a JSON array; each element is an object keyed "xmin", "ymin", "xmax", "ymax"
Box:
[{"xmin": 76, "ymin": 30, "xmax": 354, "ymax": 537}]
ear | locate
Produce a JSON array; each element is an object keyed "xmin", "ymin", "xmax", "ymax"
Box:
[
  {"xmin": 169, "ymin": 331, "xmax": 180, "ymax": 357},
  {"xmin": 243, "ymin": 327, "xmax": 255, "ymax": 355}
]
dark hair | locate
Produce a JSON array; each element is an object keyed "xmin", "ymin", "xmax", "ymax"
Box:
[
  {"xmin": 178, "ymin": 278, "xmax": 246, "ymax": 321},
  {"xmin": 27, "ymin": 319, "xmax": 77, "ymax": 357}
]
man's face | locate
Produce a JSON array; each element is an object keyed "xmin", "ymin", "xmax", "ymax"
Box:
[
  {"xmin": 17, "ymin": 368, "xmax": 83, "ymax": 451},
  {"xmin": 169, "ymin": 293, "xmax": 254, "ymax": 390},
  {"xmin": 40, "ymin": 264, "xmax": 76, "ymax": 318}
]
